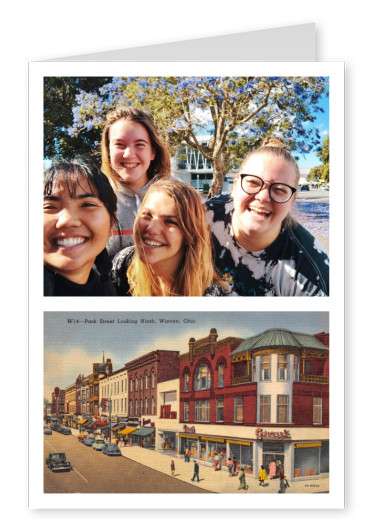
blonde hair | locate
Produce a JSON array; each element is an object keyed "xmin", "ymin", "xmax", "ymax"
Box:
[
  {"xmin": 100, "ymin": 107, "xmax": 171, "ymax": 192},
  {"xmin": 236, "ymin": 136, "xmax": 299, "ymax": 229},
  {"xmin": 127, "ymin": 180, "xmax": 221, "ymax": 296}
]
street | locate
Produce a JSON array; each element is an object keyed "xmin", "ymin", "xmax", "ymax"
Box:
[{"xmin": 44, "ymin": 432, "xmax": 205, "ymax": 494}]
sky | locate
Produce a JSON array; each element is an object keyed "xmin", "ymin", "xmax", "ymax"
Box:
[{"xmin": 44, "ymin": 311, "xmax": 328, "ymax": 401}]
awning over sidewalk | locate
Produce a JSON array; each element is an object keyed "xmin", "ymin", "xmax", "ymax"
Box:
[
  {"xmin": 112, "ymin": 424, "xmax": 126, "ymax": 432},
  {"xmin": 119, "ymin": 427, "xmax": 137, "ymax": 435},
  {"xmin": 132, "ymin": 427, "xmax": 155, "ymax": 437},
  {"xmin": 76, "ymin": 419, "xmax": 86, "ymax": 424}
]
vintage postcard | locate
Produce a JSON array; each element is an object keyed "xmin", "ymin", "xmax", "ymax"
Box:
[{"xmin": 28, "ymin": 61, "xmax": 344, "ymax": 509}]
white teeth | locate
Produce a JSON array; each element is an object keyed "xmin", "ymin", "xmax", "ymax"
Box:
[
  {"xmin": 144, "ymin": 239, "xmax": 164, "ymax": 247},
  {"xmin": 122, "ymin": 163, "xmax": 138, "ymax": 168},
  {"xmin": 250, "ymin": 206, "xmax": 270, "ymax": 215},
  {"xmin": 55, "ymin": 237, "xmax": 86, "ymax": 247}
]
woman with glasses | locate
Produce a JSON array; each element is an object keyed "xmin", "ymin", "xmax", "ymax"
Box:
[{"xmin": 206, "ymin": 137, "xmax": 329, "ymax": 296}]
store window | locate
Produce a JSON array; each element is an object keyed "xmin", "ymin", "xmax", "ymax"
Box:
[
  {"xmin": 152, "ymin": 396, "xmax": 155, "ymax": 415},
  {"xmin": 260, "ymin": 395, "xmax": 271, "ymax": 423},
  {"xmin": 278, "ymin": 355, "xmax": 288, "ymax": 381},
  {"xmin": 277, "ymin": 395, "xmax": 289, "ymax": 423},
  {"xmin": 294, "ymin": 444, "xmax": 321, "ymax": 477},
  {"xmin": 195, "ymin": 365, "xmax": 211, "ymax": 391},
  {"xmin": 216, "ymin": 399, "xmax": 224, "ymax": 422},
  {"xmin": 218, "ymin": 364, "xmax": 224, "ymax": 388},
  {"xmin": 184, "ymin": 401, "xmax": 189, "ymax": 421},
  {"xmin": 229, "ymin": 442, "xmax": 253, "ymax": 474},
  {"xmin": 234, "ymin": 397, "xmax": 243, "ymax": 423},
  {"xmin": 195, "ymin": 400, "xmax": 210, "ymax": 422},
  {"xmin": 313, "ymin": 397, "xmax": 322, "ymax": 424},
  {"xmin": 261, "ymin": 355, "xmax": 271, "ymax": 381},
  {"xmin": 184, "ymin": 372, "xmax": 189, "ymax": 392}
]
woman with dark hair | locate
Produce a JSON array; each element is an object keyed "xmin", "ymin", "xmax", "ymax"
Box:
[
  {"xmin": 101, "ymin": 106, "xmax": 171, "ymax": 257},
  {"xmin": 206, "ymin": 137, "xmax": 329, "ymax": 296},
  {"xmin": 111, "ymin": 180, "xmax": 225, "ymax": 296},
  {"xmin": 43, "ymin": 158, "xmax": 118, "ymax": 296}
]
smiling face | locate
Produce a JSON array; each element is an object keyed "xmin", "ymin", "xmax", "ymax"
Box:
[
  {"xmin": 231, "ymin": 153, "xmax": 297, "ymax": 251},
  {"xmin": 109, "ymin": 119, "xmax": 156, "ymax": 189},
  {"xmin": 43, "ymin": 175, "xmax": 112, "ymax": 284},
  {"xmin": 134, "ymin": 191, "xmax": 185, "ymax": 280}
]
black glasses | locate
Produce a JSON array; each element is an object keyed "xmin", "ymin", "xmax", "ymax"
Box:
[{"xmin": 240, "ymin": 174, "xmax": 296, "ymax": 203}]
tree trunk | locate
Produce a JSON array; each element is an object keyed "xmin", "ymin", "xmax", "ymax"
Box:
[{"xmin": 207, "ymin": 151, "xmax": 229, "ymax": 199}]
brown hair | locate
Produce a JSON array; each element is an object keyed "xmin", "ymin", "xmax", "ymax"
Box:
[
  {"xmin": 127, "ymin": 180, "xmax": 221, "ymax": 296},
  {"xmin": 100, "ymin": 107, "xmax": 171, "ymax": 191}
]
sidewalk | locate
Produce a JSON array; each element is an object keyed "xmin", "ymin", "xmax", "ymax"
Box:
[{"xmin": 119, "ymin": 445, "xmax": 329, "ymax": 494}]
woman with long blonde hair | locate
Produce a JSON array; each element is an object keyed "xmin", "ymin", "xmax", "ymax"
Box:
[{"xmin": 111, "ymin": 180, "xmax": 225, "ymax": 296}]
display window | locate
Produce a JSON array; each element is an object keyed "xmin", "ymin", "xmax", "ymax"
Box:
[
  {"xmin": 294, "ymin": 442, "xmax": 329, "ymax": 477},
  {"xmin": 229, "ymin": 442, "xmax": 253, "ymax": 473}
]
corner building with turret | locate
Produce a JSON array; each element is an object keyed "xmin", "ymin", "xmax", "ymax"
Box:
[{"xmin": 178, "ymin": 328, "xmax": 329, "ymax": 482}]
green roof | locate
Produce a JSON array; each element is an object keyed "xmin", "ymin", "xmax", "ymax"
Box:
[{"xmin": 230, "ymin": 328, "xmax": 328, "ymax": 356}]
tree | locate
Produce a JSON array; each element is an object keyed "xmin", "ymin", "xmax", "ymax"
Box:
[
  {"xmin": 52, "ymin": 76, "xmax": 328, "ymax": 197},
  {"xmin": 307, "ymin": 136, "xmax": 329, "ymax": 183}
]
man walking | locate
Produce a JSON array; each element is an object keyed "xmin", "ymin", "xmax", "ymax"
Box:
[{"xmin": 191, "ymin": 460, "xmax": 200, "ymax": 482}]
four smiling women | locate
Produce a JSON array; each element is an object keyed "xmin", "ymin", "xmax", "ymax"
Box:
[{"xmin": 43, "ymin": 108, "xmax": 329, "ymax": 297}]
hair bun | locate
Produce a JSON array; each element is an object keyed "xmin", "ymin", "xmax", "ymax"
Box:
[{"xmin": 262, "ymin": 137, "xmax": 290, "ymax": 151}]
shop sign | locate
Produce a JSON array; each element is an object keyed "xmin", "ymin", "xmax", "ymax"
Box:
[
  {"xmin": 255, "ymin": 428, "xmax": 291, "ymax": 441},
  {"xmin": 295, "ymin": 442, "xmax": 322, "ymax": 448},
  {"xmin": 183, "ymin": 424, "xmax": 196, "ymax": 434},
  {"xmin": 143, "ymin": 418, "xmax": 151, "ymax": 425}
]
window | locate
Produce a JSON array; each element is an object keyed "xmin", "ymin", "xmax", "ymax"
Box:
[
  {"xmin": 139, "ymin": 399, "xmax": 142, "ymax": 415},
  {"xmin": 152, "ymin": 372, "xmax": 155, "ymax": 388},
  {"xmin": 184, "ymin": 372, "xmax": 189, "ymax": 392},
  {"xmin": 130, "ymin": 379, "xmax": 133, "ymax": 392},
  {"xmin": 139, "ymin": 377, "xmax": 142, "ymax": 390},
  {"xmin": 145, "ymin": 374, "xmax": 148, "ymax": 390},
  {"xmin": 234, "ymin": 397, "xmax": 243, "ymax": 423},
  {"xmin": 218, "ymin": 364, "xmax": 224, "ymax": 388},
  {"xmin": 277, "ymin": 395, "xmax": 289, "ymax": 423},
  {"xmin": 261, "ymin": 355, "xmax": 271, "ymax": 381},
  {"xmin": 278, "ymin": 355, "xmax": 288, "ymax": 381},
  {"xmin": 129, "ymin": 400, "xmax": 133, "ymax": 415},
  {"xmin": 313, "ymin": 397, "xmax": 322, "ymax": 424},
  {"xmin": 195, "ymin": 400, "xmax": 210, "ymax": 422},
  {"xmin": 184, "ymin": 402, "xmax": 189, "ymax": 421},
  {"xmin": 294, "ymin": 355, "xmax": 300, "ymax": 381},
  {"xmin": 135, "ymin": 378, "xmax": 138, "ymax": 391},
  {"xmin": 216, "ymin": 399, "xmax": 224, "ymax": 422},
  {"xmin": 145, "ymin": 398, "xmax": 148, "ymax": 414},
  {"xmin": 252, "ymin": 357, "xmax": 256, "ymax": 381},
  {"xmin": 151, "ymin": 396, "xmax": 155, "ymax": 415},
  {"xmin": 260, "ymin": 395, "xmax": 271, "ymax": 423},
  {"xmin": 305, "ymin": 361, "xmax": 311, "ymax": 374},
  {"xmin": 194, "ymin": 365, "xmax": 211, "ymax": 391},
  {"xmin": 135, "ymin": 400, "xmax": 138, "ymax": 415}
]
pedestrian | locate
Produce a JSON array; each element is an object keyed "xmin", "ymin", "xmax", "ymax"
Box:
[
  {"xmin": 185, "ymin": 447, "xmax": 190, "ymax": 463},
  {"xmin": 227, "ymin": 457, "xmax": 233, "ymax": 477},
  {"xmin": 214, "ymin": 454, "xmax": 219, "ymax": 471},
  {"xmin": 191, "ymin": 460, "xmax": 200, "ymax": 482},
  {"xmin": 278, "ymin": 463, "xmax": 286, "ymax": 493},
  {"xmin": 171, "ymin": 460, "xmax": 175, "ymax": 476},
  {"xmin": 232, "ymin": 456, "xmax": 238, "ymax": 476},
  {"xmin": 238, "ymin": 467, "xmax": 248, "ymax": 490},
  {"xmin": 269, "ymin": 459, "xmax": 276, "ymax": 480},
  {"xmin": 258, "ymin": 465, "xmax": 267, "ymax": 487}
]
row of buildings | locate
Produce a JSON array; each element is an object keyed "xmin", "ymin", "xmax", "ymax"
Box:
[{"xmin": 45, "ymin": 327, "xmax": 329, "ymax": 482}]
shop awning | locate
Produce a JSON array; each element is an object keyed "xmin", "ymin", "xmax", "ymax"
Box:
[
  {"xmin": 132, "ymin": 427, "xmax": 155, "ymax": 437},
  {"xmin": 227, "ymin": 439, "xmax": 251, "ymax": 446},
  {"xmin": 77, "ymin": 419, "xmax": 86, "ymax": 424},
  {"xmin": 119, "ymin": 427, "xmax": 137, "ymax": 435},
  {"xmin": 94, "ymin": 420, "xmax": 109, "ymax": 428},
  {"xmin": 112, "ymin": 424, "xmax": 126, "ymax": 432},
  {"xmin": 86, "ymin": 421, "xmax": 95, "ymax": 429},
  {"xmin": 179, "ymin": 434, "xmax": 198, "ymax": 439},
  {"xmin": 201, "ymin": 437, "xmax": 225, "ymax": 443}
]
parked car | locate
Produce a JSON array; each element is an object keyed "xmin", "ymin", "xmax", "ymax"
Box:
[
  {"xmin": 83, "ymin": 435, "xmax": 96, "ymax": 446},
  {"xmin": 46, "ymin": 452, "xmax": 72, "ymax": 472},
  {"xmin": 300, "ymin": 184, "xmax": 310, "ymax": 191},
  {"xmin": 60, "ymin": 428, "xmax": 72, "ymax": 435},
  {"xmin": 51, "ymin": 423, "xmax": 60, "ymax": 431},
  {"xmin": 92, "ymin": 439, "xmax": 106, "ymax": 451},
  {"xmin": 78, "ymin": 432, "xmax": 89, "ymax": 442},
  {"xmin": 44, "ymin": 427, "xmax": 52, "ymax": 435},
  {"xmin": 102, "ymin": 443, "xmax": 122, "ymax": 456},
  {"xmin": 320, "ymin": 184, "xmax": 329, "ymax": 191}
]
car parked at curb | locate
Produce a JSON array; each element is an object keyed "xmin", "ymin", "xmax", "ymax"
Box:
[
  {"xmin": 83, "ymin": 435, "xmax": 96, "ymax": 446},
  {"xmin": 78, "ymin": 432, "xmax": 89, "ymax": 442},
  {"xmin": 46, "ymin": 452, "xmax": 72, "ymax": 472},
  {"xmin": 300, "ymin": 184, "xmax": 310, "ymax": 191},
  {"xmin": 92, "ymin": 439, "xmax": 107, "ymax": 451},
  {"xmin": 102, "ymin": 443, "xmax": 122, "ymax": 456},
  {"xmin": 44, "ymin": 427, "xmax": 52, "ymax": 435},
  {"xmin": 60, "ymin": 428, "xmax": 72, "ymax": 435}
]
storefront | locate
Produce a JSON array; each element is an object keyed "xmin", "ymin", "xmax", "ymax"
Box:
[
  {"xmin": 158, "ymin": 430, "xmax": 177, "ymax": 455},
  {"xmin": 131, "ymin": 427, "xmax": 155, "ymax": 448},
  {"xmin": 293, "ymin": 441, "xmax": 329, "ymax": 478}
]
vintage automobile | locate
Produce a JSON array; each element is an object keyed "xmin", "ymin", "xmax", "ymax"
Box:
[
  {"xmin": 102, "ymin": 443, "xmax": 122, "ymax": 456},
  {"xmin": 92, "ymin": 439, "xmax": 106, "ymax": 451},
  {"xmin": 300, "ymin": 184, "xmax": 310, "ymax": 191},
  {"xmin": 60, "ymin": 428, "xmax": 72, "ymax": 435},
  {"xmin": 78, "ymin": 432, "xmax": 90, "ymax": 442},
  {"xmin": 83, "ymin": 435, "xmax": 96, "ymax": 446},
  {"xmin": 44, "ymin": 427, "xmax": 52, "ymax": 435},
  {"xmin": 46, "ymin": 452, "xmax": 72, "ymax": 472}
]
